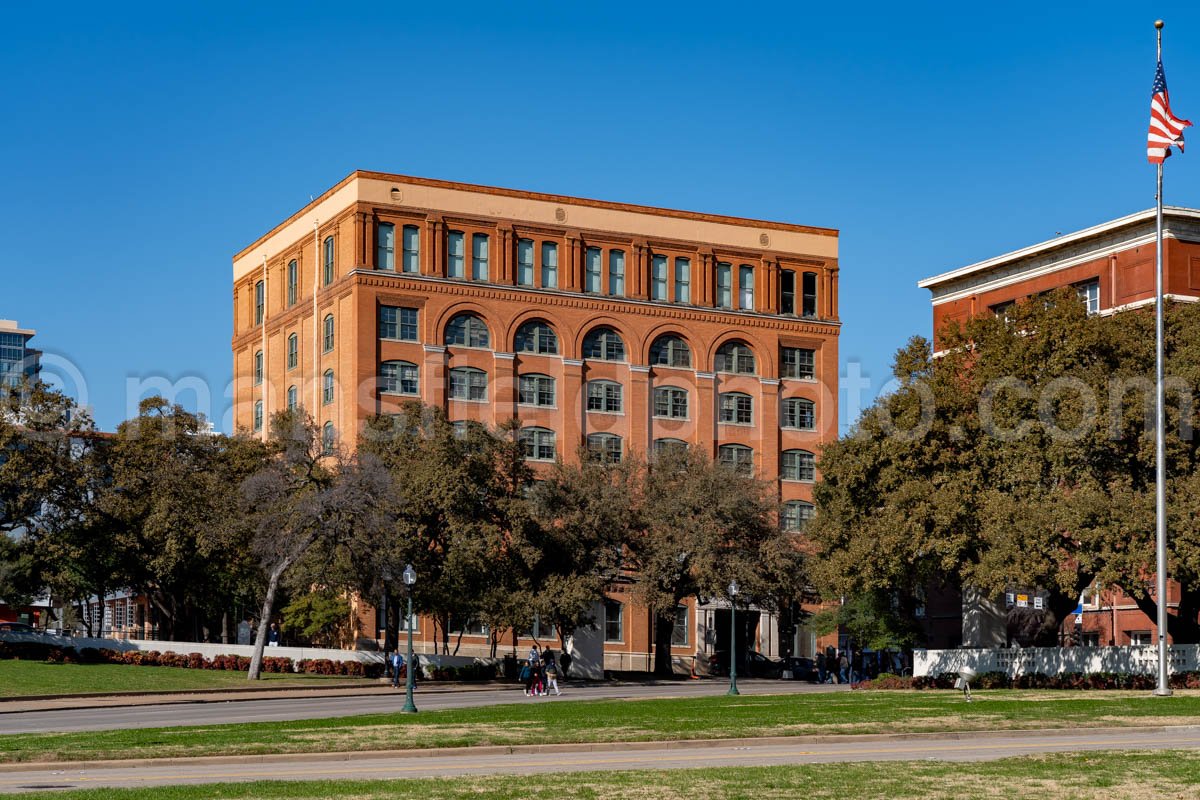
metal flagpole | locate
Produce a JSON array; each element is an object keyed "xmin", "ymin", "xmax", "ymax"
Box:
[{"xmin": 1153, "ymin": 18, "xmax": 1172, "ymax": 698}]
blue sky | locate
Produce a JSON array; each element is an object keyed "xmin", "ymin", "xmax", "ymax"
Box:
[{"xmin": 4, "ymin": 2, "xmax": 1199, "ymax": 433}]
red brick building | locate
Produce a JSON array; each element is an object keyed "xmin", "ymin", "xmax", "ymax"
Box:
[
  {"xmin": 920, "ymin": 206, "xmax": 1200, "ymax": 646},
  {"xmin": 232, "ymin": 170, "xmax": 841, "ymax": 671}
]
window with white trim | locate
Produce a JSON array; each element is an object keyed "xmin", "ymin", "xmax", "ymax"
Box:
[
  {"xmin": 654, "ymin": 386, "xmax": 688, "ymax": 419},
  {"xmin": 781, "ymin": 449, "xmax": 815, "ymax": 481},
  {"xmin": 782, "ymin": 398, "xmax": 815, "ymax": 430},
  {"xmin": 587, "ymin": 380, "xmax": 623, "ymax": 413},
  {"xmin": 719, "ymin": 392, "xmax": 753, "ymax": 425},
  {"xmin": 449, "ymin": 367, "xmax": 487, "ymax": 401},
  {"xmin": 518, "ymin": 374, "xmax": 555, "ymax": 407},
  {"xmin": 380, "ymin": 361, "xmax": 419, "ymax": 395}
]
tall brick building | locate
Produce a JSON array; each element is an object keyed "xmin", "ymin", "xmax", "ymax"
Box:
[
  {"xmin": 920, "ymin": 206, "xmax": 1200, "ymax": 647},
  {"xmin": 232, "ymin": 170, "xmax": 840, "ymax": 670}
]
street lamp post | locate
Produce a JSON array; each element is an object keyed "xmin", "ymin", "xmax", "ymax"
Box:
[
  {"xmin": 401, "ymin": 564, "xmax": 417, "ymax": 714},
  {"xmin": 728, "ymin": 580, "xmax": 740, "ymax": 696}
]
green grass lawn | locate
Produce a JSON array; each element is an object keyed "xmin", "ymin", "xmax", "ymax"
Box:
[
  {"xmin": 5, "ymin": 689, "xmax": 1200, "ymax": 764},
  {"xmin": 6, "ymin": 750, "xmax": 1200, "ymax": 799},
  {"xmin": 0, "ymin": 660, "xmax": 372, "ymax": 698}
]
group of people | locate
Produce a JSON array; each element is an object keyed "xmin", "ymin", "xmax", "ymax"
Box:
[
  {"xmin": 520, "ymin": 643, "xmax": 561, "ymax": 696},
  {"xmin": 816, "ymin": 645, "xmax": 910, "ymax": 684}
]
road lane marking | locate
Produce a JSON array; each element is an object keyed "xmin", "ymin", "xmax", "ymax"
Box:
[{"xmin": 4, "ymin": 736, "xmax": 1200, "ymax": 788}]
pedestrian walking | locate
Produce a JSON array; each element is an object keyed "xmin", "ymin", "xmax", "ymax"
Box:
[
  {"xmin": 838, "ymin": 651, "xmax": 850, "ymax": 684},
  {"xmin": 544, "ymin": 654, "xmax": 561, "ymax": 696},
  {"xmin": 816, "ymin": 652, "xmax": 827, "ymax": 684},
  {"xmin": 527, "ymin": 644, "xmax": 543, "ymax": 696},
  {"xmin": 390, "ymin": 650, "xmax": 404, "ymax": 688}
]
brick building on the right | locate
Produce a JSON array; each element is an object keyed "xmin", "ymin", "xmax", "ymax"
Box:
[{"xmin": 918, "ymin": 206, "xmax": 1200, "ymax": 647}]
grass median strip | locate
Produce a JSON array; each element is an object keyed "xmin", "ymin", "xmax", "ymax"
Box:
[
  {"xmin": 4, "ymin": 690, "xmax": 1200, "ymax": 764},
  {"xmin": 0, "ymin": 661, "xmax": 371, "ymax": 698},
  {"xmin": 6, "ymin": 750, "xmax": 1200, "ymax": 799}
]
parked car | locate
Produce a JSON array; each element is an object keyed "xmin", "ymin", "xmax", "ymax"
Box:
[
  {"xmin": 785, "ymin": 656, "xmax": 818, "ymax": 681},
  {"xmin": 707, "ymin": 650, "xmax": 787, "ymax": 678},
  {"xmin": 0, "ymin": 622, "xmax": 36, "ymax": 633}
]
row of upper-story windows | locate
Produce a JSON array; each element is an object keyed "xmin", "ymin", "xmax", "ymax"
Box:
[
  {"xmin": 373, "ymin": 362, "xmax": 814, "ymax": 429},
  {"xmin": 377, "ymin": 307, "xmax": 817, "ymax": 379}
]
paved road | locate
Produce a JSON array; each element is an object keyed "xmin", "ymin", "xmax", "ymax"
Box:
[
  {"xmin": 2, "ymin": 727, "xmax": 1197, "ymax": 793},
  {"xmin": 0, "ymin": 680, "xmax": 840, "ymax": 734}
]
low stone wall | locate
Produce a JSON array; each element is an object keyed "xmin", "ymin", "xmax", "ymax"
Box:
[
  {"xmin": 914, "ymin": 644, "xmax": 1200, "ymax": 677},
  {"xmin": 0, "ymin": 632, "xmax": 383, "ymax": 666}
]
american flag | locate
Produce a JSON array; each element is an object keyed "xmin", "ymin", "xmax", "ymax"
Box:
[{"xmin": 1148, "ymin": 60, "xmax": 1191, "ymax": 164}]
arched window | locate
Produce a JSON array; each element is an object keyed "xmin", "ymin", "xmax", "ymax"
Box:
[
  {"xmin": 781, "ymin": 449, "xmax": 816, "ymax": 482},
  {"xmin": 253, "ymin": 350, "xmax": 263, "ymax": 385},
  {"xmin": 286, "ymin": 385, "xmax": 297, "ymax": 411},
  {"xmin": 322, "ymin": 422, "xmax": 336, "ymax": 455},
  {"xmin": 583, "ymin": 327, "xmax": 625, "ymax": 361},
  {"xmin": 715, "ymin": 340, "xmax": 755, "ymax": 374},
  {"xmin": 518, "ymin": 374, "xmax": 555, "ymax": 407},
  {"xmin": 515, "ymin": 321, "xmax": 558, "ymax": 354},
  {"xmin": 253, "ymin": 400, "xmax": 263, "ymax": 432},
  {"xmin": 377, "ymin": 222, "xmax": 395, "ymax": 270},
  {"xmin": 286, "ymin": 334, "xmax": 298, "ymax": 370},
  {"xmin": 471, "ymin": 233, "xmax": 489, "ymax": 281},
  {"xmin": 287, "ymin": 259, "xmax": 298, "ymax": 306},
  {"xmin": 402, "ymin": 225, "xmax": 420, "ymax": 273},
  {"xmin": 519, "ymin": 427, "xmax": 556, "ymax": 461},
  {"xmin": 323, "ymin": 314, "xmax": 335, "ymax": 352},
  {"xmin": 782, "ymin": 398, "xmax": 815, "ymax": 430},
  {"xmin": 447, "ymin": 230, "xmax": 465, "ymax": 278},
  {"xmin": 782, "ymin": 500, "xmax": 815, "ymax": 531},
  {"xmin": 380, "ymin": 361, "xmax": 419, "ymax": 395},
  {"xmin": 653, "ymin": 387, "xmax": 688, "ymax": 419},
  {"xmin": 449, "ymin": 367, "xmax": 488, "ymax": 401},
  {"xmin": 587, "ymin": 433, "xmax": 623, "ymax": 463},
  {"xmin": 719, "ymin": 392, "xmax": 753, "ymax": 425},
  {"xmin": 322, "ymin": 369, "xmax": 335, "ymax": 405},
  {"xmin": 586, "ymin": 380, "xmax": 623, "ymax": 413},
  {"xmin": 718, "ymin": 444, "xmax": 754, "ymax": 475},
  {"xmin": 650, "ymin": 335, "xmax": 691, "ymax": 368},
  {"xmin": 653, "ymin": 438, "xmax": 689, "ymax": 456},
  {"xmin": 323, "ymin": 236, "xmax": 335, "ymax": 285},
  {"xmin": 445, "ymin": 313, "xmax": 490, "ymax": 348}
]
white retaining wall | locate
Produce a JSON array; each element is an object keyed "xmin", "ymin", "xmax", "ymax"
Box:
[{"xmin": 914, "ymin": 645, "xmax": 1200, "ymax": 677}]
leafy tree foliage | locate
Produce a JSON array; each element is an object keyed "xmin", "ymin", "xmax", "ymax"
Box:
[{"xmin": 811, "ymin": 294, "xmax": 1200, "ymax": 643}]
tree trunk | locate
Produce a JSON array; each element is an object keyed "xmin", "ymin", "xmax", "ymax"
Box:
[
  {"xmin": 248, "ymin": 559, "xmax": 288, "ymax": 680},
  {"xmin": 652, "ymin": 608, "xmax": 676, "ymax": 677},
  {"xmin": 1130, "ymin": 587, "xmax": 1200, "ymax": 644}
]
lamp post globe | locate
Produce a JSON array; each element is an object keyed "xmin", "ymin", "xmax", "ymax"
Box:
[
  {"xmin": 401, "ymin": 564, "xmax": 417, "ymax": 713},
  {"xmin": 727, "ymin": 580, "xmax": 740, "ymax": 696}
]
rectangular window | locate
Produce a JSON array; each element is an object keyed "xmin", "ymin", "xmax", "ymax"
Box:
[
  {"xmin": 604, "ymin": 600, "xmax": 623, "ymax": 642},
  {"xmin": 381, "ymin": 362, "xmax": 419, "ymax": 395},
  {"xmin": 287, "ymin": 261, "xmax": 298, "ymax": 306},
  {"xmin": 1129, "ymin": 631, "xmax": 1152, "ymax": 646},
  {"xmin": 323, "ymin": 236, "xmax": 335, "ymax": 285},
  {"xmin": 719, "ymin": 393, "xmax": 753, "ymax": 425},
  {"xmin": 447, "ymin": 231, "xmax": 465, "ymax": 278},
  {"xmin": 671, "ymin": 605, "xmax": 688, "ymax": 646},
  {"xmin": 1077, "ymin": 280, "xmax": 1100, "ymax": 315},
  {"xmin": 587, "ymin": 382, "xmax": 623, "ymax": 413},
  {"xmin": 739, "ymin": 265, "xmax": 755, "ymax": 310},
  {"xmin": 402, "ymin": 225, "xmax": 420, "ymax": 273},
  {"xmin": 781, "ymin": 347, "xmax": 815, "ymax": 380},
  {"xmin": 449, "ymin": 369, "xmax": 487, "ymax": 401},
  {"xmin": 674, "ymin": 258, "xmax": 690, "ymax": 303},
  {"xmin": 716, "ymin": 263, "xmax": 732, "ymax": 308},
  {"xmin": 472, "ymin": 233, "xmax": 489, "ymax": 281},
  {"xmin": 653, "ymin": 387, "xmax": 688, "ymax": 419},
  {"xmin": 541, "ymin": 242, "xmax": 558, "ymax": 288},
  {"xmin": 254, "ymin": 350, "xmax": 262, "ymax": 385},
  {"xmin": 379, "ymin": 306, "xmax": 418, "ymax": 341},
  {"xmin": 802, "ymin": 271, "xmax": 818, "ymax": 317},
  {"xmin": 518, "ymin": 375, "xmax": 555, "ymax": 407},
  {"xmin": 377, "ymin": 223, "xmax": 395, "ymax": 270},
  {"xmin": 254, "ymin": 281, "xmax": 264, "ymax": 325},
  {"xmin": 521, "ymin": 428, "xmax": 556, "ymax": 461},
  {"xmin": 780, "ymin": 270, "xmax": 796, "ymax": 314},
  {"xmin": 783, "ymin": 399, "xmax": 816, "ymax": 431},
  {"xmin": 651, "ymin": 255, "xmax": 668, "ymax": 301},
  {"xmin": 608, "ymin": 250, "xmax": 625, "ymax": 296},
  {"xmin": 585, "ymin": 247, "xmax": 602, "ymax": 293},
  {"xmin": 517, "ymin": 239, "xmax": 534, "ymax": 286}
]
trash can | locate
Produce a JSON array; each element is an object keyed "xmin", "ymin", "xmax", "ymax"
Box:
[{"xmin": 503, "ymin": 654, "xmax": 518, "ymax": 680}]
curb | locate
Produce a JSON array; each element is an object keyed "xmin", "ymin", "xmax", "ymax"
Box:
[{"xmin": 4, "ymin": 724, "xmax": 1197, "ymax": 773}]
